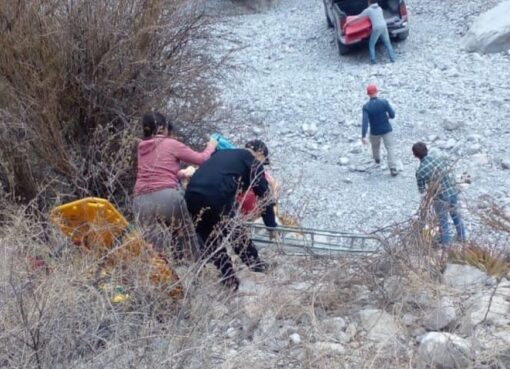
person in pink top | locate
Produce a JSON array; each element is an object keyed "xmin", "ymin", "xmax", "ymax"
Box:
[{"xmin": 133, "ymin": 112, "xmax": 217, "ymax": 256}]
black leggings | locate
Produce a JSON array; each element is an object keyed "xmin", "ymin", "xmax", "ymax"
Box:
[{"xmin": 185, "ymin": 194, "xmax": 261, "ymax": 279}]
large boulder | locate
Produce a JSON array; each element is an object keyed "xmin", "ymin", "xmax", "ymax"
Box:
[
  {"xmin": 423, "ymin": 296, "xmax": 457, "ymax": 331},
  {"xmin": 462, "ymin": 0, "xmax": 510, "ymax": 54},
  {"xmin": 417, "ymin": 332, "xmax": 473, "ymax": 369},
  {"xmin": 469, "ymin": 292, "xmax": 510, "ymax": 326},
  {"xmin": 442, "ymin": 263, "xmax": 491, "ymax": 293}
]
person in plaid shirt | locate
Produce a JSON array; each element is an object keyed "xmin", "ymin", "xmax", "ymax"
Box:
[{"xmin": 412, "ymin": 142, "xmax": 466, "ymax": 245}]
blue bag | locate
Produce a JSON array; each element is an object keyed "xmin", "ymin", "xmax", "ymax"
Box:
[{"xmin": 211, "ymin": 133, "xmax": 236, "ymax": 150}]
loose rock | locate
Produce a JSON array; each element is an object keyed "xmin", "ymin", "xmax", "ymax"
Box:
[
  {"xmin": 417, "ymin": 332, "xmax": 473, "ymax": 369},
  {"xmin": 423, "ymin": 296, "xmax": 457, "ymax": 331},
  {"xmin": 359, "ymin": 309, "xmax": 398, "ymax": 342}
]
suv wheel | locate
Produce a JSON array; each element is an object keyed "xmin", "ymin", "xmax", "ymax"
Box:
[
  {"xmin": 336, "ymin": 37, "xmax": 349, "ymax": 55},
  {"xmin": 396, "ymin": 30, "xmax": 409, "ymax": 41}
]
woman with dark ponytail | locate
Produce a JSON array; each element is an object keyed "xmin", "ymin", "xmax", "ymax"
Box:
[{"xmin": 133, "ymin": 112, "xmax": 217, "ymax": 255}]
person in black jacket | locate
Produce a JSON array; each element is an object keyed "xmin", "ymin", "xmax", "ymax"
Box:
[{"xmin": 184, "ymin": 140, "xmax": 277, "ymax": 290}]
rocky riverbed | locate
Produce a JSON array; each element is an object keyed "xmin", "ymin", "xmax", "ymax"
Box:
[{"xmin": 207, "ymin": 0, "xmax": 510, "ymax": 236}]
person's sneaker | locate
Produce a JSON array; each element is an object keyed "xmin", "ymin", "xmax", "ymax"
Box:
[
  {"xmin": 375, "ymin": 159, "xmax": 381, "ymax": 164},
  {"xmin": 249, "ymin": 260, "xmax": 268, "ymax": 273},
  {"xmin": 390, "ymin": 168, "xmax": 398, "ymax": 177},
  {"xmin": 221, "ymin": 275, "xmax": 240, "ymax": 291}
]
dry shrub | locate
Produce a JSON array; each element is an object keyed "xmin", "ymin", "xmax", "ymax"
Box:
[
  {"xmin": 448, "ymin": 244, "xmax": 510, "ymax": 278},
  {"xmin": 0, "ymin": 0, "xmax": 221, "ymax": 208},
  {"xmin": 0, "ymin": 214, "xmax": 235, "ymax": 369},
  {"xmin": 449, "ymin": 199, "xmax": 510, "ymax": 278}
]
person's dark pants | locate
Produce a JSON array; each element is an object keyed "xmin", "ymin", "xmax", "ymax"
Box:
[{"xmin": 185, "ymin": 193, "xmax": 261, "ymax": 283}]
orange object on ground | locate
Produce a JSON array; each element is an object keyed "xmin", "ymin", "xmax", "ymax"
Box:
[
  {"xmin": 344, "ymin": 16, "xmax": 372, "ymax": 43},
  {"xmin": 50, "ymin": 197, "xmax": 182, "ymax": 298}
]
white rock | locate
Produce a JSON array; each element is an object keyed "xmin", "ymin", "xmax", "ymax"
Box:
[
  {"xmin": 321, "ymin": 317, "xmax": 347, "ymax": 331},
  {"xmin": 417, "ymin": 332, "xmax": 473, "ymax": 369},
  {"xmin": 469, "ymin": 292, "xmax": 510, "ymax": 326},
  {"xmin": 443, "ymin": 263, "xmax": 490, "ymax": 292},
  {"xmin": 443, "ymin": 119, "xmax": 463, "ymax": 131},
  {"xmin": 338, "ymin": 157, "xmax": 350, "ymax": 165},
  {"xmin": 437, "ymin": 140, "xmax": 447, "ymax": 149},
  {"xmin": 311, "ymin": 342, "xmax": 346, "ymax": 355},
  {"xmin": 462, "ymin": 0, "xmax": 510, "ymax": 54},
  {"xmin": 467, "ymin": 134, "xmax": 482, "ymax": 142},
  {"xmin": 302, "ymin": 122, "xmax": 318, "ymax": 136},
  {"xmin": 226, "ymin": 327, "xmax": 237, "ymax": 338},
  {"xmin": 465, "ymin": 143, "xmax": 482, "ymax": 155},
  {"xmin": 289, "ymin": 333, "xmax": 301, "ymax": 345},
  {"xmin": 471, "ymin": 153, "xmax": 490, "ymax": 165},
  {"xmin": 423, "ymin": 296, "xmax": 457, "ymax": 331},
  {"xmin": 359, "ymin": 309, "xmax": 398, "ymax": 342},
  {"xmin": 402, "ymin": 313, "xmax": 416, "ymax": 327},
  {"xmin": 309, "ymin": 123, "xmax": 319, "ymax": 135},
  {"xmin": 445, "ymin": 138, "xmax": 457, "ymax": 149},
  {"xmin": 320, "ymin": 317, "xmax": 349, "ymax": 343},
  {"xmin": 427, "ymin": 134, "xmax": 439, "ymax": 142}
]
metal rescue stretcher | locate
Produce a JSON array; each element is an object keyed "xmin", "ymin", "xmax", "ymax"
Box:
[{"xmin": 248, "ymin": 223, "xmax": 384, "ymax": 256}]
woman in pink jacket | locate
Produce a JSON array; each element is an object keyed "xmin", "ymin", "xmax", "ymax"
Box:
[{"xmin": 133, "ymin": 112, "xmax": 217, "ymax": 255}]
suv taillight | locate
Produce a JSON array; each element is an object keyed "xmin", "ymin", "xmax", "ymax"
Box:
[{"xmin": 400, "ymin": 3, "xmax": 408, "ymax": 20}]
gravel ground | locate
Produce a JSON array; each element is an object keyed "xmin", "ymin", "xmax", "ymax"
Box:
[{"xmin": 208, "ymin": 0, "xmax": 510, "ymax": 234}]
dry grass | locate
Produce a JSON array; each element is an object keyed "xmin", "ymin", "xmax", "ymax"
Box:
[
  {"xmin": 2, "ymin": 201, "xmax": 510, "ymax": 369},
  {"xmin": 0, "ymin": 212, "xmax": 240, "ymax": 369},
  {"xmin": 448, "ymin": 244, "xmax": 510, "ymax": 278}
]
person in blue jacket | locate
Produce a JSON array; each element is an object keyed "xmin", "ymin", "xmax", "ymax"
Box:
[{"xmin": 361, "ymin": 84, "xmax": 398, "ymax": 177}]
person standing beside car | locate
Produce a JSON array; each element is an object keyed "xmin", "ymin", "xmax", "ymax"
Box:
[
  {"xmin": 347, "ymin": 0, "xmax": 396, "ymax": 64},
  {"xmin": 361, "ymin": 84, "xmax": 398, "ymax": 177}
]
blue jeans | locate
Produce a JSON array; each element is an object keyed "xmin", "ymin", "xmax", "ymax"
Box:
[
  {"xmin": 433, "ymin": 194, "xmax": 466, "ymax": 245},
  {"xmin": 369, "ymin": 27, "xmax": 396, "ymax": 63}
]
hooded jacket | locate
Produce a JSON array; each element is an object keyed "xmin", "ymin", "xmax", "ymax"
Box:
[
  {"xmin": 359, "ymin": 3, "xmax": 387, "ymax": 30},
  {"xmin": 185, "ymin": 149, "xmax": 277, "ymax": 228},
  {"xmin": 133, "ymin": 135, "xmax": 215, "ymax": 196}
]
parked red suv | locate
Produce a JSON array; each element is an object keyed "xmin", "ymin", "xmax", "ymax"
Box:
[{"xmin": 323, "ymin": 0, "xmax": 409, "ymax": 55}]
